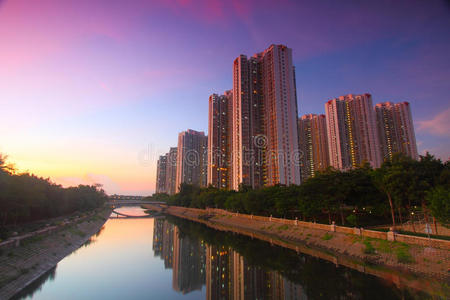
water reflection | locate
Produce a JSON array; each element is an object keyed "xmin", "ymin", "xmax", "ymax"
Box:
[
  {"xmin": 152, "ymin": 217, "xmax": 313, "ymax": 299},
  {"xmin": 154, "ymin": 216, "xmax": 440, "ymax": 300},
  {"xmin": 12, "ymin": 268, "xmax": 56, "ymax": 300},
  {"xmin": 13, "ymin": 212, "xmax": 443, "ymax": 300}
]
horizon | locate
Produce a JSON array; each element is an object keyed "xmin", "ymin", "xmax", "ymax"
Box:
[{"xmin": 1, "ymin": 0, "xmax": 449, "ymax": 195}]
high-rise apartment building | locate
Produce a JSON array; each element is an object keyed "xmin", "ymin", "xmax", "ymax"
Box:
[
  {"xmin": 325, "ymin": 93, "xmax": 381, "ymax": 170},
  {"xmin": 165, "ymin": 147, "xmax": 178, "ymax": 195},
  {"xmin": 298, "ymin": 114, "xmax": 330, "ymax": 180},
  {"xmin": 231, "ymin": 44, "xmax": 301, "ymax": 189},
  {"xmin": 375, "ymin": 101, "xmax": 418, "ymax": 161},
  {"xmin": 156, "ymin": 154, "xmax": 168, "ymax": 193},
  {"xmin": 232, "ymin": 54, "xmax": 265, "ymax": 190},
  {"xmin": 176, "ymin": 129, "xmax": 208, "ymax": 192},
  {"xmin": 260, "ymin": 45, "xmax": 301, "ymax": 186},
  {"xmin": 208, "ymin": 91, "xmax": 233, "ymax": 189}
]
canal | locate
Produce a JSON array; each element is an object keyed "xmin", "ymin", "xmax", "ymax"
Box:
[{"xmin": 13, "ymin": 207, "xmax": 439, "ymax": 299}]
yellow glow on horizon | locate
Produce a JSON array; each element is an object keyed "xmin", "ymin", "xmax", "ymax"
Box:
[{"xmin": 3, "ymin": 148, "xmax": 157, "ymax": 195}]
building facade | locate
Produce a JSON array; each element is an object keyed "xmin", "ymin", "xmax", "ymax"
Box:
[
  {"xmin": 259, "ymin": 45, "xmax": 301, "ymax": 186},
  {"xmin": 176, "ymin": 129, "xmax": 208, "ymax": 192},
  {"xmin": 208, "ymin": 91, "xmax": 233, "ymax": 189},
  {"xmin": 231, "ymin": 44, "xmax": 301, "ymax": 189},
  {"xmin": 156, "ymin": 154, "xmax": 168, "ymax": 193},
  {"xmin": 325, "ymin": 93, "xmax": 381, "ymax": 170},
  {"xmin": 375, "ymin": 101, "xmax": 418, "ymax": 161},
  {"xmin": 298, "ymin": 114, "xmax": 330, "ymax": 180},
  {"xmin": 165, "ymin": 147, "xmax": 178, "ymax": 195},
  {"xmin": 232, "ymin": 54, "xmax": 265, "ymax": 190}
]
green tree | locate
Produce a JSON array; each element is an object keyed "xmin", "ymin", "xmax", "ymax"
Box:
[{"xmin": 427, "ymin": 186, "xmax": 450, "ymax": 227}]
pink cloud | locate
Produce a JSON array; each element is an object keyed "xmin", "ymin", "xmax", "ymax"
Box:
[
  {"xmin": 420, "ymin": 144, "xmax": 450, "ymax": 161},
  {"xmin": 417, "ymin": 108, "xmax": 450, "ymax": 138},
  {"xmin": 55, "ymin": 173, "xmax": 122, "ymax": 194}
]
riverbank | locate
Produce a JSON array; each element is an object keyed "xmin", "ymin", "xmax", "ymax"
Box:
[
  {"xmin": 0, "ymin": 207, "xmax": 111, "ymax": 300},
  {"xmin": 161, "ymin": 206, "xmax": 449, "ymax": 288}
]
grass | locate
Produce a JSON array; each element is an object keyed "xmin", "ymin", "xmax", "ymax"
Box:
[
  {"xmin": 351, "ymin": 235, "xmax": 363, "ymax": 244},
  {"xmin": 354, "ymin": 237, "xmax": 415, "ymax": 263},
  {"xmin": 22, "ymin": 235, "xmax": 44, "ymax": 246},
  {"xmin": 68, "ymin": 227, "xmax": 86, "ymax": 237},
  {"xmin": 277, "ymin": 224, "xmax": 289, "ymax": 231},
  {"xmin": 396, "ymin": 247, "xmax": 413, "ymax": 263},
  {"xmin": 375, "ymin": 239, "xmax": 393, "ymax": 254},
  {"xmin": 388, "ymin": 242, "xmax": 414, "ymax": 264},
  {"xmin": 363, "ymin": 240, "xmax": 376, "ymax": 254},
  {"xmin": 355, "ymin": 237, "xmax": 414, "ymax": 262},
  {"xmin": 322, "ymin": 233, "xmax": 334, "ymax": 240}
]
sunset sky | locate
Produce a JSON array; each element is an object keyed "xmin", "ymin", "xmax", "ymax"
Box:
[{"xmin": 1, "ymin": 0, "xmax": 449, "ymax": 195}]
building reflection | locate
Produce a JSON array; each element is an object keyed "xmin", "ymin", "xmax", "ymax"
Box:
[
  {"xmin": 173, "ymin": 226, "xmax": 206, "ymax": 293},
  {"xmin": 153, "ymin": 218, "xmax": 307, "ymax": 299},
  {"xmin": 206, "ymin": 244, "xmax": 306, "ymax": 300}
]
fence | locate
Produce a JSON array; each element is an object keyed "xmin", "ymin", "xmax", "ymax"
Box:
[{"xmin": 0, "ymin": 211, "xmax": 100, "ymax": 250}]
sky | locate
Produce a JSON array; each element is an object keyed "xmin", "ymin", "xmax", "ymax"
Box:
[{"xmin": 0, "ymin": 0, "xmax": 449, "ymax": 196}]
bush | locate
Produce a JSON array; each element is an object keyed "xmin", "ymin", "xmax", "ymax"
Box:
[{"xmin": 346, "ymin": 214, "xmax": 357, "ymax": 227}]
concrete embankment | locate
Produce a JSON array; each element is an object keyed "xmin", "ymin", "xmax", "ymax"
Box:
[
  {"xmin": 0, "ymin": 207, "xmax": 111, "ymax": 300},
  {"xmin": 164, "ymin": 206, "xmax": 450, "ymax": 296}
]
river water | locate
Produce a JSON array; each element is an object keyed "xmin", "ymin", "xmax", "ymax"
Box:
[{"xmin": 13, "ymin": 207, "xmax": 439, "ymax": 299}]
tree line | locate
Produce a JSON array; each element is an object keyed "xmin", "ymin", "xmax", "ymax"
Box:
[
  {"xmin": 147, "ymin": 153, "xmax": 449, "ymax": 228},
  {"xmin": 0, "ymin": 154, "xmax": 107, "ymax": 228}
]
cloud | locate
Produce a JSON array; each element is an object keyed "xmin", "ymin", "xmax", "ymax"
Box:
[
  {"xmin": 54, "ymin": 173, "xmax": 154, "ymax": 196},
  {"xmin": 55, "ymin": 173, "xmax": 122, "ymax": 193},
  {"xmin": 417, "ymin": 108, "xmax": 450, "ymax": 137},
  {"xmin": 419, "ymin": 143, "xmax": 450, "ymax": 161}
]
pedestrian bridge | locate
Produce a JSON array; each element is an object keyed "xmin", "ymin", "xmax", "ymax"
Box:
[
  {"xmin": 110, "ymin": 209, "xmax": 155, "ymax": 218},
  {"xmin": 107, "ymin": 200, "xmax": 166, "ymax": 207},
  {"xmin": 108, "ymin": 201, "xmax": 167, "ymax": 218}
]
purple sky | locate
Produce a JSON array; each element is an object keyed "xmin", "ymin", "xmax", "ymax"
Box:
[{"xmin": 0, "ymin": 0, "xmax": 449, "ymax": 195}]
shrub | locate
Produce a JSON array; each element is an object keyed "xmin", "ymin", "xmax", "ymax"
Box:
[{"xmin": 346, "ymin": 214, "xmax": 357, "ymax": 226}]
